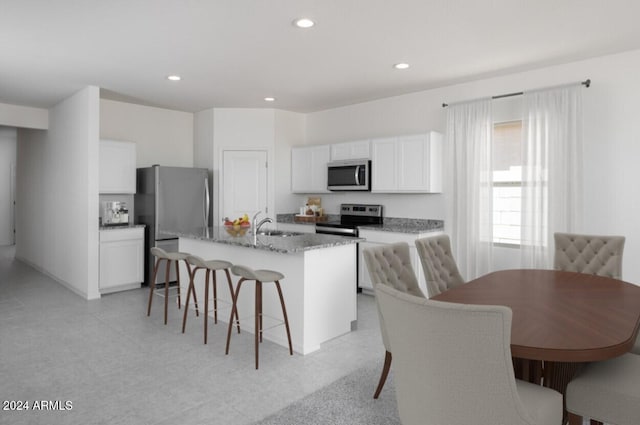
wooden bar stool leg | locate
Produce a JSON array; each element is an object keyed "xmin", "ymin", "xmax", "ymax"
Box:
[
  {"xmin": 175, "ymin": 259, "xmax": 181, "ymax": 309},
  {"xmin": 181, "ymin": 266, "xmax": 196, "ymax": 333},
  {"xmin": 204, "ymin": 269, "xmax": 210, "ymax": 344},
  {"xmin": 185, "ymin": 261, "xmax": 199, "ymax": 317},
  {"xmin": 147, "ymin": 258, "xmax": 161, "ymax": 316},
  {"xmin": 274, "ymin": 280, "xmax": 293, "ymax": 355},
  {"xmin": 258, "ymin": 281, "xmax": 263, "ymax": 343},
  {"xmin": 212, "ymin": 270, "xmax": 218, "ymax": 324},
  {"xmin": 225, "ymin": 269, "xmax": 240, "ymax": 333},
  {"xmin": 226, "ymin": 278, "xmax": 244, "ymax": 354},
  {"xmin": 163, "ymin": 260, "xmax": 171, "ymax": 325},
  {"xmin": 255, "ymin": 280, "xmax": 261, "ymax": 369}
]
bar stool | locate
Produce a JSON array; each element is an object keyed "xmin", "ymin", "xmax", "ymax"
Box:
[
  {"xmin": 225, "ymin": 265, "xmax": 293, "ymax": 369},
  {"xmin": 147, "ymin": 247, "xmax": 198, "ymax": 325},
  {"xmin": 182, "ymin": 255, "xmax": 240, "ymax": 344}
]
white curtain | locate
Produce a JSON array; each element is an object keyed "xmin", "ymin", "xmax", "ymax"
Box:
[
  {"xmin": 446, "ymin": 99, "xmax": 493, "ymax": 280},
  {"xmin": 520, "ymin": 84, "xmax": 583, "ymax": 268}
]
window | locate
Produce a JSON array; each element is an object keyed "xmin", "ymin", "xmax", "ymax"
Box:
[{"xmin": 492, "ymin": 121, "xmax": 522, "ymax": 245}]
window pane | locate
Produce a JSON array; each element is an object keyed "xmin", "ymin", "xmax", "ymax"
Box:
[{"xmin": 493, "ymin": 121, "xmax": 522, "ymax": 245}]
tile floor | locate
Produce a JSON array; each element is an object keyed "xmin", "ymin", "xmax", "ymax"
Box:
[{"xmin": 0, "ymin": 246, "xmax": 386, "ymax": 425}]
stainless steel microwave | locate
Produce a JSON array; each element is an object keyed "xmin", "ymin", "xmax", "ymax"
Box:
[{"xmin": 327, "ymin": 159, "xmax": 371, "ymax": 191}]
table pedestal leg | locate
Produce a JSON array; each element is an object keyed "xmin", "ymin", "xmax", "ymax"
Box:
[{"xmin": 542, "ymin": 361, "xmax": 585, "ymax": 425}]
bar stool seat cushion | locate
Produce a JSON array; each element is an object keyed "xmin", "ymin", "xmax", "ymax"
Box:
[
  {"xmin": 186, "ymin": 254, "xmax": 232, "ymax": 270},
  {"xmin": 231, "ymin": 265, "xmax": 284, "ymax": 282},
  {"xmin": 566, "ymin": 352, "xmax": 640, "ymax": 425},
  {"xmin": 151, "ymin": 247, "xmax": 189, "ymax": 262}
]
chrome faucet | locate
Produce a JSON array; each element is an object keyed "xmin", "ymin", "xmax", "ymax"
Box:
[{"xmin": 253, "ymin": 211, "xmax": 273, "ymax": 234}]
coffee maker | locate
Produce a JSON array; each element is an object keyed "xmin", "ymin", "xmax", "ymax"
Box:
[{"xmin": 102, "ymin": 201, "xmax": 129, "ymax": 226}]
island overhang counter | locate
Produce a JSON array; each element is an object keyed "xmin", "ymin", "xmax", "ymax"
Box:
[{"xmin": 165, "ymin": 227, "xmax": 360, "ymax": 355}]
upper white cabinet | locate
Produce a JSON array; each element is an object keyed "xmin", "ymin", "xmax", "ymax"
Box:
[
  {"xmin": 291, "ymin": 145, "xmax": 331, "ymax": 193},
  {"xmin": 99, "ymin": 140, "xmax": 136, "ymax": 194},
  {"xmin": 371, "ymin": 132, "xmax": 442, "ymax": 193},
  {"xmin": 330, "ymin": 140, "xmax": 371, "ymax": 161}
]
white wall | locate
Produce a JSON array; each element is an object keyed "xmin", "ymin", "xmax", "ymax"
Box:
[
  {"xmin": 274, "ymin": 109, "xmax": 306, "ymax": 215},
  {"xmin": 212, "ymin": 108, "xmax": 276, "ymax": 225},
  {"xmin": 194, "ymin": 108, "xmax": 305, "ymax": 225},
  {"xmin": 0, "ymin": 126, "xmax": 17, "ymax": 245},
  {"xmin": 0, "ymin": 102, "xmax": 48, "ymax": 129},
  {"xmin": 194, "ymin": 109, "xmax": 215, "ymax": 225},
  {"xmin": 100, "ymin": 99, "xmax": 194, "ymax": 168},
  {"xmin": 15, "ymin": 86, "xmax": 100, "ymax": 299},
  {"xmin": 304, "ymin": 49, "xmax": 640, "ymax": 284}
]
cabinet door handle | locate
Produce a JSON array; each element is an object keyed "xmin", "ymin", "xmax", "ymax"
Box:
[{"xmin": 204, "ymin": 176, "xmax": 210, "ymax": 227}]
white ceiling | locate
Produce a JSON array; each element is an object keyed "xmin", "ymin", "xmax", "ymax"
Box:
[{"xmin": 2, "ymin": 0, "xmax": 640, "ymax": 113}]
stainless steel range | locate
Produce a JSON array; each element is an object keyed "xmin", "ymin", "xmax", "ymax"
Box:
[
  {"xmin": 316, "ymin": 204, "xmax": 383, "ymax": 292},
  {"xmin": 315, "ymin": 204, "xmax": 384, "ymax": 236}
]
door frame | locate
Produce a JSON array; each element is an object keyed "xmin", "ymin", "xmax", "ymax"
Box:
[{"xmin": 218, "ymin": 147, "xmax": 273, "ymax": 227}]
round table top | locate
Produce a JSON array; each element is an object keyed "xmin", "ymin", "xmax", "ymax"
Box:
[{"xmin": 431, "ymin": 269, "xmax": 640, "ymax": 362}]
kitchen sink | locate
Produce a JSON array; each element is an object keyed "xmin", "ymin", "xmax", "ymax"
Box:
[{"xmin": 256, "ymin": 230, "xmax": 302, "ymax": 237}]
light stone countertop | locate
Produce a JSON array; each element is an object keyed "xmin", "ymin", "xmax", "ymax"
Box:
[
  {"xmin": 276, "ymin": 213, "xmax": 444, "ymax": 234},
  {"xmin": 162, "ymin": 226, "xmax": 362, "ymax": 254},
  {"xmin": 99, "ymin": 224, "xmax": 146, "ymax": 231}
]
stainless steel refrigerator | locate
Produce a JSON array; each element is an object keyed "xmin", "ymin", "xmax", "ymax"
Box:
[{"xmin": 135, "ymin": 165, "xmax": 210, "ymax": 286}]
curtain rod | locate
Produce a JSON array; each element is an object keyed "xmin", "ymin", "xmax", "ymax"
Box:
[{"xmin": 441, "ymin": 79, "xmax": 591, "ymax": 108}]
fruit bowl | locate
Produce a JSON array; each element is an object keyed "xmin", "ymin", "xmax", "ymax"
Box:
[{"xmin": 224, "ymin": 222, "xmax": 250, "ymax": 237}]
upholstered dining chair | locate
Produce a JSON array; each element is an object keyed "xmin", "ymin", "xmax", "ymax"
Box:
[
  {"xmin": 553, "ymin": 232, "xmax": 638, "ymax": 353},
  {"xmin": 415, "ymin": 233, "xmax": 465, "ymax": 297},
  {"xmin": 362, "ymin": 242, "xmax": 425, "ymax": 399},
  {"xmin": 553, "ymin": 232, "xmax": 625, "ymax": 279},
  {"xmin": 375, "ymin": 284, "xmax": 563, "ymax": 425},
  {"xmin": 566, "ymin": 352, "xmax": 640, "ymax": 425}
]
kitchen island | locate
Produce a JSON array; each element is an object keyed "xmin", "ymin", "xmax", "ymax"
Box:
[{"xmin": 164, "ymin": 226, "xmax": 361, "ymax": 355}]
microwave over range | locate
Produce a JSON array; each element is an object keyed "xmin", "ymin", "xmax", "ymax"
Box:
[{"xmin": 327, "ymin": 159, "xmax": 371, "ymax": 191}]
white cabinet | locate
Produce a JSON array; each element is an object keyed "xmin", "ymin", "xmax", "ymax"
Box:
[
  {"xmin": 99, "ymin": 140, "xmax": 136, "ymax": 194},
  {"xmin": 359, "ymin": 229, "xmax": 443, "ymax": 295},
  {"xmin": 99, "ymin": 227, "xmax": 144, "ymax": 293},
  {"xmin": 291, "ymin": 145, "xmax": 331, "ymax": 193},
  {"xmin": 371, "ymin": 132, "xmax": 443, "ymax": 193},
  {"xmin": 330, "ymin": 140, "xmax": 371, "ymax": 161}
]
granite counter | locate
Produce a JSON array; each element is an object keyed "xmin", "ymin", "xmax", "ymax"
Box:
[{"xmin": 167, "ymin": 226, "xmax": 358, "ymax": 355}]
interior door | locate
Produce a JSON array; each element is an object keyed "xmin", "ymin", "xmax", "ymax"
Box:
[{"xmin": 222, "ymin": 150, "xmax": 268, "ymax": 223}]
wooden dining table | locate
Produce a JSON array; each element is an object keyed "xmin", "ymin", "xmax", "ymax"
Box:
[{"xmin": 432, "ymin": 269, "xmax": 640, "ymax": 422}]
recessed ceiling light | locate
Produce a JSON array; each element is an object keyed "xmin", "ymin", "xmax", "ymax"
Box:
[
  {"xmin": 264, "ymin": 97, "xmax": 276, "ymax": 102},
  {"xmin": 167, "ymin": 75, "xmax": 181, "ymax": 81},
  {"xmin": 293, "ymin": 18, "xmax": 315, "ymax": 28},
  {"xmin": 394, "ymin": 63, "xmax": 410, "ymax": 70}
]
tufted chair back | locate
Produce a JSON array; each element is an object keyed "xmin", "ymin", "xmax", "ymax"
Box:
[
  {"xmin": 363, "ymin": 242, "xmax": 425, "ymax": 297},
  {"xmin": 554, "ymin": 232, "xmax": 625, "ymax": 279},
  {"xmin": 363, "ymin": 242, "xmax": 425, "ymax": 350},
  {"xmin": 415, "ymin": 234, "xmax": 465, "ymax": 298}
]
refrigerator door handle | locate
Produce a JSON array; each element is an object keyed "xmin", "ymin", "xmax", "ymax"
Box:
[{"xmin": 204, "ymin": 176, "xmax": 210, "ymax": 227}]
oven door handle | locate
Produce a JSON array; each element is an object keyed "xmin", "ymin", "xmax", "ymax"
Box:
[
  {"xmin": 354, "ymin": 165, "xmax": 360, "ymax": 186},
  {"xmin": 316, "ymin": 227, "xmax": 358, "ymax": 236}
]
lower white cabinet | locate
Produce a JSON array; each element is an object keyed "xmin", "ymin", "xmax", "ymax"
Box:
[
  {"xmin": 99, "ymin": 227, "xmax": 144, "ymax": 294},
  {"xmin": 358, "ymin": 229, "xmax": 443, "ymax": 295}
]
